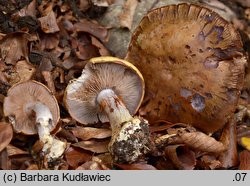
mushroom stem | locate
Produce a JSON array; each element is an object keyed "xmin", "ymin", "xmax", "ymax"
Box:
[
  {"xmin": 97, "ymin": 89, "xmax": 132, "ymax": 132},
  {"xmin": 27, "ymin": 102, "xmax": 66, "ymax": 160},
  {"xmin": 97, "ymin": 88, "xmax": 150, "ymax": 163}
]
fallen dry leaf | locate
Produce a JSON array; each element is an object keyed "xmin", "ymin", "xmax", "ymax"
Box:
[
  {"xmin": 115, "ymin": 163, "xmax": 157, "ymax": 170},
  {"xmin": 156, "ymin": 128, "xmax": 226, "ymax": 154},
  {"xmin": 72, "ymin": 140, "xmax": 109, "ymax": 153},
  {"xmin": 6, "ymin": 144, "xmax": 28, "ymax": 157},
  {"xmin": 38, "ymin": 11, "xmax": 59, "ymax": 33},
  {"xmin": 0, "ymin": 122, "xmax": 13, "ymax": 152},
  {"xmin": 219, "ymin": 120, "xmax": 238, "ymax": 168},
  {"xmin": 165, "ymin": 144, "xmax": 196, "ymax": 170},
  {"xmin": 0, "ymin": 32, "xmax": 30, "ymax": 65},
  {"xmin": 71, "ymin": 126, "xmax": 111, "ymax": 140},
  {"xmin": 119, "ymin": 0, "xmax": 138, "ymax": 30},
  {"xmin": 239, "ymin": 150, "xmax": 250, "ymax": 170},
  {"xmin": 64, "ymin": 147, "xmax": 92, "ymax": 168},
  {"xmin": 200, "ymin": 155, "xmax": 222, "ymax": 170},
  {"xmin": 74, "ymin": 19, "xmax": 108, "ymax": 43},
  {"xmin": 14, "ymin": 60, "xmax": 36, "ymax": 83},
  {"xmin": 0, "ymin": 148, "xmax": 10, "ymax": 170}
]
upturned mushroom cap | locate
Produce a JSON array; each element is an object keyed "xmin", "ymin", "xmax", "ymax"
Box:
[
  {"xmin": 125, "ymin": 4, "xmax": 246, "ymax": 133},
  {"xmin": 64, "ymin": 56, "xmax": 145, "ymax": 124},
  {"xmin": 3, "ymin": 80, "xmax": 60, "ymax": 135}
]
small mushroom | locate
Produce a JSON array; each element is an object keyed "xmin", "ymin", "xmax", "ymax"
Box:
[
  {"xmin": 126, "ymin": 3, "xmax": 246, "ymax": 133},
  {"xmin": 3, "ymin": 80, "xmax": 66, "ymax": 161},
  {"xmin": 64, "ymin": 56, "xmax": 150, "ymax": 163}
]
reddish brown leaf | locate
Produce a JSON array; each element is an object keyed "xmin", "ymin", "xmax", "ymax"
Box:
[
  {"xmin": 71, "ymin": 126, "xmax": 111, "ymax": 140},
  {"xmin": 74, "ymin": 19, "xmax": 108, "ymax": 42},
  {"xmin": 156, "ymin": 128, "xmax": 226, "ymax": 153},
  {"xmin": 64, "ymin": 147, "xmax": 92, "ymax": 168},
  {"xmin": 13, "ymin": 60, "xmax": 36, "ymax": 84},
  {"xmin": 42, "ymin": 71, "xmax": 56, "ymax": 94},
  {"xmin": 239, "ymin": 150, "xmax": 250, "ymax": 170},
  {"xmin": 0, "ymin": 148, "xmax": 10, "ymax": 170},
  {"xmin": 38, "ymin": 11, "xmax": 59, "ymax": 33},
  {"xmin": 165, "ymin": 144, "xmax": 196, "ymax": 170},
  {"xmin": 17, "ymin": 0, "xmax": 37, "ymax": 18},
  {"xmin": 91, "ymin": 36, "xmax": 111, "ymax": 56},
  {"xmin": 76, "ymin": 161, "xmax": 109, "ymax": 170},
  {"xmin": 115, "ymin": 163, "xmax": 157, "ymax": 170},
  {"xmin": 201, "ymin": 155, "xmax": 222, "ymax": 170},
  {"xmin": 40, "ymin": 34, "xmax": 59, "ymax": 50},
  {"xmin": 0, "ymin": 32, "xmax": 30, "ymax": 65},
  {"xmin": 6, "ymin": 144, "xmax": 28, "ymax": 156},
  {"xmin": 0, "ymin": 122, "xmax": 13, "ymax": 152},
  {"xmin": 72, "ymin": 140, "xmax": 109, "ymax": 153},
  {"xmin": 219, "ymin": 120, "xmax": 238, "ymax": 168}
]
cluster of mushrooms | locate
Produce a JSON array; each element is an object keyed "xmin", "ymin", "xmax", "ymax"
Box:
[{"xmin": 2, "ymin": 3, "xmax": 248, "ymax": 164}]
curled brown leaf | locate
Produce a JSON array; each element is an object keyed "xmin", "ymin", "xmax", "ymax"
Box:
[
  {"xmin": 239, "ymin": 150, "xmax": 250, "ymax": 170},
  {"xmin": 38, "ymin": 11, "xmax": 59, "ymax": 33},
  {"xmin": 165, "ymin": 144, "xmax": 196, "ymax": 170},
  {"xmin": 0, "ymin": 122, "xmax": 13, "ymax": 152},
  {"xmin": 72, "ymin": 139, "xmax": 109, "ymax": 153},
  {"xmin": 71, "ymin": 126, "xmax": 111, "ymax": 140}
]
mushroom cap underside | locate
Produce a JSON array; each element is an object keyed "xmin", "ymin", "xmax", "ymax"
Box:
[
  {"xmin": 3, "ymin": 80, "xmax": 60, "ymax": 135},
  {"xmin": 125, "ymin": 3, "xmax": 246, "ymax": 133},
  {"xmin": 64, "ymin": 56, "xmax": 145, "ymax": 124}
]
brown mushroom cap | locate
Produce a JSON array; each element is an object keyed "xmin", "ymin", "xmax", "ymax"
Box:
[
  {"xmin": 125, "ymin": 4, "xmax": 246, "ymax": 133},
  {"xmin": 3, "ymin": 80, "xmax": 60, "ymax": 135},
  {"xmin": 64, "ymin": 56, "xmax": 145, "ymax": 124}
]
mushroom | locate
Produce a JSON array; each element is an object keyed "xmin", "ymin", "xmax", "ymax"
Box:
[
  {"xmin": 125, "ymin": 3, "xmax": 246, "ymax": 133},
  {"xmin": 3, "ymin": 80, "xmax": 66, "ymax": 161},
  {"xmin": 64, "ymin": 56, "xmax": 150, "ymax": 163}
]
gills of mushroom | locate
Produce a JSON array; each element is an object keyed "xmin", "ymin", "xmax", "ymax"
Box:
[
  {"xmin": 3, "ymin": 81, "xmax": 66, "ymax": 161},
  {"xmin": 97, "ymin": 88, "xmax": 150, "ymax": 163},
  {"xmin": 64, "ymin": 56, "xmax": 151, "ymax": 163}
]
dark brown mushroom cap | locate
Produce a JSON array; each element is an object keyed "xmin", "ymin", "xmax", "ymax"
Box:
[
  {"xmin": 3, "ymin": 80, "xmax": 60, "ymax": 135},
  {"xmin": 125, "ymin": 4, "xmax": 246, "ymax": 133},
  {"xmin": 64, "ymin": 56, "xmax": 145, "ymax": 124}
]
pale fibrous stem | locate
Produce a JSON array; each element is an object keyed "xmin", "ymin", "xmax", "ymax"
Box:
[
  {"xmin": 97, "ymin": 89, "xmax": 132, "ymax": 132},
  {"xmin": 26, "ymin": 102, "xmax": 66, "ymax": 160}
]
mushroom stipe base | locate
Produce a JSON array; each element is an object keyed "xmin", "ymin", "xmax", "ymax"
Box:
[{"xmin": 109, "ymin": 117, "xmax": 150, "ymax": 163}]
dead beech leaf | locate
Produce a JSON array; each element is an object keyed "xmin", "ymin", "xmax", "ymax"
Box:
[
  {"xmin": 74, "ymin": 19, "xmax": 108, "ymax": 42},
  {"xmin": 219, "ymin": 120, "xmax": 238, "ymax": 168},
  {"xmin": 17, "ymin": 0, "xmax": 37, "ymax": 18},
  {"xmin": 6, "ymin": 144, "xmax": 28, "ymax": 156},
  {"xmin": 72, "ymin": 140, "xmax": 109, "ymax": 153},
  {"xmin": 14, "ymin": 60, "xmax": 36, "ymax": 83},
  {"xmin": 0, "ymin": 122, "xmax": 13, "ymax": 152},
  {"xmin": 91, "ymin": 36, "xmax": 111, "ymax": 56},
  {"xmin": 200, "ymin": 155, "xmax": 222, "ymax": 170},
  {"xmin": 38, "ymin": 11, "xmax": 59, "ymax": 33},
  {"xmin": 65, "ymin": 147, "xmax": 92, "ymax": 168},
  {"xmin": 241, "ymin": 137, "xmax": 250, "ymax": 151},
  {"xmin": 71, "ymin": 126, "xmax": 111, "ymax": 140},
  {"xmin": 119, "ymin": 0, "xmax": 138, "ymax": 30},
  {"xmin": 115, "ymin": 163, "xmax": 157, "ymax": 170},
  {"xmin": 40, "ymin": 34, "xmax": 59, "ymax": 50},
  {"xmin": 156, "ymin": 129, "xmax": 226, "ymax": 153},
  {"xmin": 42, "ymin": 71, "xmax": 56, "ymax": 94},
  {"xmin": 165, "ymin": 144, "xmax": 196, "ymax": 170},
  {"xmin": 0, "ymin": 32, "xmax": 30, "ymax": 65},
  {"xmin": 0, "ymin": 148, "xmax": 10, "ymax": 170},
  {"xmin": 76, "ymin": 161, "xmax": 109, "ymax": 170},
  {"xmin": 239, "ymin": 150, "xmax": 250, "ymax": 170}
]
